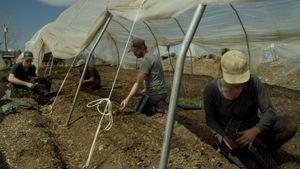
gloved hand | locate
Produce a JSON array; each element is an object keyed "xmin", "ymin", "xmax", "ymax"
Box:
[{"xmin": 223, "ymin": 135, "xmax": 239, "ymax": 150}]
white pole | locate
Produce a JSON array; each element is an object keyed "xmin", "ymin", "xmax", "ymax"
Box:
[
  {"xmin": 159, "ymin": 4, "xmax": 206, "ymax": 169},
  {"xmin": 65, "ymin": 13, "xmax": 113, "ymax": 126}
]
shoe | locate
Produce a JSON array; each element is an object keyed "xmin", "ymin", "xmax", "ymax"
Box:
[
  {"xmin": 156, "ymin": 107, "xmax": 168, "ymax": 114},
  {"xmin": 38, "ymin": 98, "xmax": 51, "ymax": 105},
  {"xmin": 155, "ymin": 101, "xmax": 168, "ymax": 114},
  {"xmin": 45, "ymin": 92, "xmax": 58, "ymax": 99}
]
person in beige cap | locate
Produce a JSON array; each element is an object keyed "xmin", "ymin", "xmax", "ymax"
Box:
[
  {"xmin": 120, "ymin": 38, "xmax": 168, "ymax": 115},
  {"xmin": 203, "ymin": 50, "xmax": 297, "ymax": 168}
]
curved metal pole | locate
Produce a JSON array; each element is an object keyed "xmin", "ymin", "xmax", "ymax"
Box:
[
  {"xmin": 65, "ymin": 14, "xmax": 113, "ymax": 126},
  {"xmin": 36, "ymin": 44, "xmax": 44, "ymax": 76},
  {"xmin": 43, "ymin": 53, "xmax": 53, "ymax": 76},
  {"xmin": 167, "ymin": 45, "xmax": 174, "ymax": 72},
  {"xmin": 230, "ymin": 4, "xmax": 251, "ymax": 68},
  {"xmin": 112, "ymin": 19, "xmax": 134, "ymax": 40},
  {"xmin": 105, "ymin": 30, "xmax": 120, "ymax": 66},
  {"xmin": 143, "ymin": 21, "xmax": 161, "ymax": 59},
  {"xmin": 112, "ymin": 19, "xmax": 136, "ymax": 68},
  {"xmin": 174, "ymin": 18, "xmax": 194, "ymax": 75},
  {"xmin": 48, "ymin": 53, "xmax": 55, "ymax": 76},
  {"xmin": 159, "ymin": 4, "xmax": 206, "ymax": 169}
]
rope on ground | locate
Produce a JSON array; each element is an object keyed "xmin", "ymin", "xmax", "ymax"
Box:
[
  {"xmin": 87, "ymin": 98, "xmax": 113, "ymax": 130},
  {"xmin": 83, "ymin": 1, "xmax": 146, "ymax": 167}
]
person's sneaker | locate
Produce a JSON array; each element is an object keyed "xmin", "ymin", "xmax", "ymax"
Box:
[
  {"xmin": 156, "ymin": 107, "xmax": 168, "ymax": 114},
  {"xmin": 38, "ymin": 98, "xmax": 52, "ymax": 105},
  {"xmin": 45, "ymin": 92, "xmax": 58, "ymax": 99}
]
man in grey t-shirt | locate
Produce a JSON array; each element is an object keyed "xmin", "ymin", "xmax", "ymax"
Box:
[{"xmin": 120, "ymin": 38, "xmax": 168, "ymax": 115}]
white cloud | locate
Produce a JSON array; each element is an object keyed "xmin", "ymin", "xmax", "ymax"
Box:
[{"xmin": 37, "ymin": 0, "xmax": 78, "ymax": 7}]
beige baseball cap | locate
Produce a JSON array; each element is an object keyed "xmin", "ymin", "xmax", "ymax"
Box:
[{"xmin": 221, "ymin": 50, "xmax": 250, "ymax": 84}]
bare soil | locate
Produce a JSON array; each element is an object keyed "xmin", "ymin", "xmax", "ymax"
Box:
[{"xmin": 0, "ymin": 59, "xmax": 299, "ymax": 169}]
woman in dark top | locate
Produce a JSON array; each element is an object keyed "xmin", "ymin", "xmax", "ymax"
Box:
[{"xmin": 75, "ymin": 59, "xmax": 101, "ymax": 90}]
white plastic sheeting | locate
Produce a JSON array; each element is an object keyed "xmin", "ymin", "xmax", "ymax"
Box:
[{"xmin": 25, "ymin": 0, "xmax": 300, "ymax": 73}]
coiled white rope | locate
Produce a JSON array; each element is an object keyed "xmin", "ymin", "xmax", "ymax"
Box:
[
  {"xmin": 82, "ymin": 98, "xmax": 113, "ymax": 168},
  {"xmin": 83, "ymin": 0, "xmax": 145, "ymax": 167},
  {"xmin": 87, "ymin": 98, "xmax": 113, "ymax": 131}
]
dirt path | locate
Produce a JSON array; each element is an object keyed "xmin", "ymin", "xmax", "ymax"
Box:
[{"xmin": 0, "ymin": 63, "xmax": 299, "ymax": 169}]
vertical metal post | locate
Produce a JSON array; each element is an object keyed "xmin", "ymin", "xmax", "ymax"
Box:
[
  {"xmin": 3, "ymin": 24, "xmax": 8, "ymax": 51},
  {"xmin": 167, "ymin": 45, "xmax": 174, "ymax": 72},
  {"xmin": 174, "ymin": 18, "xmax": 194, "ymax": 75},
  {"xmin": 143, "ymin": 21, "xmax": 161, "ymax": 60},
  {"xmin": 65, "ymin": 13, "xmax": 113, "ymax": 126},
  {"xmin": 229, "ymin": 4, "xmax": 251, "ymax": 68},
  {"xmin": 36, "ymin": 45, "xmax": 44, "ymax": 76},
  {"xmin": 49, "ymin": 54, "xmax": 55, "ymax": 75},
  {"xmin": 159, "ymin": 4, "xmax": 206, "ymax": 169}
]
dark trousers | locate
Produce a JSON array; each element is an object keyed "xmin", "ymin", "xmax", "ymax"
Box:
[
  {"xmin": 259, "ymin": 116, "xmax": 297, "ymax": 151},
  {"xmin": 10, "ymin": 85, "xmax": 47, "ymax": 104},
  {"xmin": 81, "ymin": 79, "xmax": 101, "ymax": 90},
  {"xmin": 141, "ymin": 93, "xmax": 168, "ymax": 116},
  {"xmin": 219, "ymin": 116, "xmax": 297, "ymax": 169},
  {"xmin": 10, "ymin": 76, "xmax": 52, "ymax": 104},
  {"xmin": 34, "ymin": 76, "xmax": 52, "ymax": 92}
]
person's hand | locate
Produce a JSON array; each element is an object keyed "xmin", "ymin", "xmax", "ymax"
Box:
[
  {"xmin": 223, "ymin": 136, "xmax": 239, "ymax": 150},
  {"xmin": 237, "ymin": 127, "xmax": 260, "ymax": 148},
  {"xmin": 31, "ymin": 77, "xmax": 38, "ymax": 83},
  {"xmin": 26, "ymin": 82, "xmax": 35, "ymax": 89},
  {"xmin": 120, "ymin": 98, "xmax": 129, "ymax": 110}
]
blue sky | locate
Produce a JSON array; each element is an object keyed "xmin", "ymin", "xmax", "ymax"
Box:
[{"xmin": 0, "ymin": 0, "xmax": 78, "ymax": 50}]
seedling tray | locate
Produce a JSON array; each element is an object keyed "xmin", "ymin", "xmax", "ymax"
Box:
[{"xmin": 177, "ymin": 98, "xmax": 202, "ymax": 110}]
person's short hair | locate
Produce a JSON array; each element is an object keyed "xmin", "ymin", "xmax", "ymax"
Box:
[
  {"xmin": 129, "ymin": 38, "xmax": 147, "ymax": 52},
  {"xmin": 23, "ymin": 51, "xmax": 33, "ymax": 61},
  {"xmin": 221, "ymin": 48, "xmax": 230, "ymax": 56},
  {"xmin": 221, "ymin": 50, "xmax": 250, "ymax": 84}
]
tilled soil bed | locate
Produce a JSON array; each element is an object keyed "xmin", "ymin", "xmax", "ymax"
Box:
[{"xmin": 0, "ymin": 62, "xmax": 299, "ymax": 169}]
